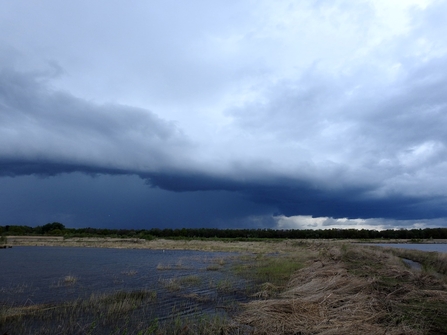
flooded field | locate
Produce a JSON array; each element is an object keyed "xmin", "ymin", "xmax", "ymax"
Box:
[
  {"xmin": 2, "ymin": 241, "xmax": 447, "ymax": 334},
  {"xmin": 0, "ymin": 246, "xmax": 254, "ymax": 333}
]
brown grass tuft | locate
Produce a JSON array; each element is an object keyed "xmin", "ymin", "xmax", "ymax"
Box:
[
  {"xmin": 237, "ymin": 244, "xmax": 447, "ymax": 334},
  {"xmin": 63, "ymin": 275, "xmax": 77, "ymax": 285}
]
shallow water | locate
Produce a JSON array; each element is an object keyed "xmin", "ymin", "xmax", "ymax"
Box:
[
  {"xmin": 364, "ymin": 243, "xmax": 447, "ymax": 253},
  {"xmin": 0, "ymin": 246, "xmax": 252, "ymax": 320},
  {"xmin": 401, "ymin": 258, "xmax": 422, "ymax": 270}
]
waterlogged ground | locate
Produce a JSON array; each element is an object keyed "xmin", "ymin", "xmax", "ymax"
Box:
[
  {"xmin": 2, "ymin": 241, "xmax": 447, "ymax": 334},
  {"xmin": 0, "ymin": 247, "xmax": 253, "ymax": 326}
]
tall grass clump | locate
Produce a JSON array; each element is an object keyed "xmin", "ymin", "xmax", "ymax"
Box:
[
  {"xmin": 237, "ymin": 243, "xmax": 447, "ymax": 334},
  {"xmin": 64, "ymin": 275, "xmax": 77, "ymax": 285}
]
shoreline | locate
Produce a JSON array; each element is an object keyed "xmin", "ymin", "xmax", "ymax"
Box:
[
  {"xmin": 4, "ymin": 236, "xmax": 447, "ymax": 251},
  {"xmin": 3, "ymin": 236, "xmax": 283, "ymax": 253}
]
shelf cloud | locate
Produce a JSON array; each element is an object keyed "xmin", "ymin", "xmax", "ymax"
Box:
[{"xmin": 1, "ymin": 0, "xmax": 447, "ymax": 229}]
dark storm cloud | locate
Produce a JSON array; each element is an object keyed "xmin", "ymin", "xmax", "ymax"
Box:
[
  {"xmin": 2, "ymin": 1, "xmax": 447, "ymax": 229},
  {"xmin": 0, "ymin": 66, "xmax": 191, "ymax": 177},
  {"xmin": 0, "ymin": 174, "xmax": 276, "ymax": 229},
  {"xmin": 2, "ymin": 61, "xmax": 447, "ymax": 224},
  {"xmin": 146, "ymin": 172, "xmax": 447, "ymax": 220}
]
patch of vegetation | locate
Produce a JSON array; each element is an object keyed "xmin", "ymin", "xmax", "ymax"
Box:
[
  {"xmin": 156, "ymin": 260, "xmax": 189, "ymax": 271},
  {"xmin": 0, "ymin": 289, "xmax": 158, "ymax": 334},
  {"xmin": 4, "ymin": 223, "xmax": 447, "ymax": 240},
  {"xmin": 233, "ymin": 252, "xmax": 306, "ymax": 291},
  {"xmin": 206, "ymin": 264, "xmax": 221, "ymax": 271},
  {"xmin": 339, "ymin": 244, "xmax": 447, "ymax": 334},
  {"xmin": 159, "ymin": 278, "xmax": 182, "ymax": 291},
  {"xmin": 178, "ymin": 275, "xmax": 202, "ymax": 286},
  {"xmin": 383, "ymin": 247, "xmax": 447, "ymax": 276},
  {"xmin": 392, "ymin": 299, "xmax": 447, "ymax": 334},
  {"xmin": 153, "ymin": 313, "xmax": 234, "ymax": 335},
  {"xmin": 64, "ymin": 275, "xmax": 78, "ymax": 285},
  {"xmin": 215, "ymin": 278, "xmax": 233, "ymax": 292},
  {"xmin": 159, "ymin": 275, "xmax": 202, "ymax": 292}
]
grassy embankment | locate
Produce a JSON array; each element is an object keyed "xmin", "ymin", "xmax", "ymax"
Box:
[
  {"xmin": 1, "ymin": 239, "xmax": 447, "ymax": 334},
  {"xmin": 235, "ymin": 242, "xmax": 447, "ymax": 334}
]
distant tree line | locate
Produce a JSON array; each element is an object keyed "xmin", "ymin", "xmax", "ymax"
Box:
[{"xmin": 1, "ymin": 223, "xmax": 447, "ymax": 240}]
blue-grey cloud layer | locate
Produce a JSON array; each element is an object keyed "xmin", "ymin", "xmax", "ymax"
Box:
[{"xmin": 1, "ymin": 0, "xmax": 447, "ymax": 228}]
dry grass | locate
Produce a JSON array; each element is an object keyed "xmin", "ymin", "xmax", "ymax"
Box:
[
  {"xmin": 238, "ymin": 261, "xmax": 396, "ymax": 335},
  {"xmin": 380, "ymin": 246, "xmax": 447, "ymax": 275},
  {"xmin": 63, "ymin": 275, "xmax": 77, "ymax": 285},
  {"xmin": 237, "ymin": 243, "xmax": 447, "ymax": 335},
  {"xmin": 159, "ymin": 277, "xmax": 182, "ymax": 291},
  {"xmin": 5, "ymin": 236, "xmax": 296, "ymax": 253}
]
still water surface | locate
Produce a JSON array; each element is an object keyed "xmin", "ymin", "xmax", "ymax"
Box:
[
  {"xmin": 364, "ymin": 243, "xmax": 447, "ymax": 253},
  {"xmin": 0, "ymin": 247, "xmax": 251, "ymax": 319}
]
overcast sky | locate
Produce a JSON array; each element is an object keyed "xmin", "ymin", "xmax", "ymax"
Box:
[{"xmin": 2, "ymin": 0, "xmax": 447, "ymax": 230}]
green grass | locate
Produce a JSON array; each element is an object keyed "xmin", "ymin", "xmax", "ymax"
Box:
[
  {"xmin": 233, "ymin": 253, "xmax": 305, "ymax": 288},
  {"xmin": 153, "ymin": 313, "xmax": 232, "ymax": 335},
  {"xmin": 159, "ymin": 275, "xmax": 202, "ymax": 292},
  {"xmin": 178, "ymin": 275, "xmax": 202, "ymax": 286},
  {"xmin": 384, "ymin": 247, "xmax": 447, "ymax": 276},
  {"xmin": 392, "ymin": 299, "xmax": 447, "ymax": 334}
]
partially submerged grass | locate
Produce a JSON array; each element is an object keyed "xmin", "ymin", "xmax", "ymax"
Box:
[
  {"xmin": 233, "ymin": 251, "xmax": 311, "ymax": 290},
  {"xmin": 50, "ymin": 275, "xmax": 79, "ymax": 287},
  {"xmin": 64, "ymin": 275, "xmax": 77, "ymax": 285},
  {"xmin": 214, "ymin": 278, "xmax": 234, "ymax": 292},
  {"xmin": 159, "ymin": 275, "xmax": 202, "ymax": 292},
  {"xmin": 178, "ymin": 275, "xmax": 202, "ymax": 286},
  {"xmin": 159, "ymin": 277, "xmax": 182, "ymax": 291},
  {"xmin": 0, "ymin": 289, "xmax": 158, "ymax": 334},
  {"xmin": 2, "ymin": 240, "xmax": 447, "ymax": 334},
  {"xmin": 152, "ymin": 313, "xmax": 236, "ymax": 335},
  {"xmin": 206, "ymin": 264, "xmax": 221, "ymax": 271},
  {"xmin": 156, "ymin": 260, "xmax": 189, "ymax": 271},
  {"xmin": 205, "ymin": 257, "xmax": 226, "ymax": 271}
]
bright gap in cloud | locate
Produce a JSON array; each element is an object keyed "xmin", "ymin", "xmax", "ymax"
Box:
[{"xmin": 274, "ymin": 215, "xmax": 445, "ymax": 230}]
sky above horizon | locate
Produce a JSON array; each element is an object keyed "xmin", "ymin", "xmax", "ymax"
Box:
[{"xmin": 2, "ymin": 0, "xmax": 447, "ymax": 230}]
